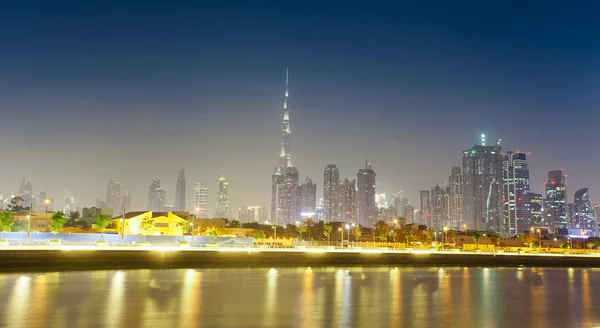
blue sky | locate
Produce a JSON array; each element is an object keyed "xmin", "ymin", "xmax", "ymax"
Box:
[{"xmin": 0, "ymin": 1, "xmax": 599, "ymax": 212}]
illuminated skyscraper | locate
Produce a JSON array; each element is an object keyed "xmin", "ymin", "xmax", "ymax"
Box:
[
  {"xmin": 420, "ymin": 190, "xmax": 430, "ymax": 227},
  {"xmin": 462, "ymin": 137, "xmax": 503, "ymax": 231},
  {"xmin": 357, "ymin": 160, "xmax": 376, "ymax": 227},
  {"xmin": 299, "ymin": 177, "xmax": 317, "ymax": 215},
  {"xmin": 571, "ymin": 188, "xmax": 596, "ymax": 236},
  {"xmin": 529, "ymin": 193, "xmax": 543, "ymax": 227},
  {"xmin": 64, "ymin": 190, "xmax": 75, "ymax": 213},
  {"xmin": 147, "ymin": 178, "xmax": 162, "ymax": 211},
  {"xmin": 340, "ymin": 178, "xmax": 357, "ymax": 223},
  {"xmin": 271, "ymin": 69, "xmax": 300, "ymax": 225},
  {"xmin": 544, "ymin": 170, "xmax": 567, "ymax": 233},
  {"xmin": 502, "ymin": 151, "xmax": 530, "ymax": 234},
  {"xmin": 121, "ymin": 191, "xmax": 131, "ymax": 213},
  {"xmin": 323, "ymin": 165, "xmax": 340, "ymax": 222},
  {"xmin": 430, "ymin": 185, "xmax": 447, "ymax": 231},
  {"xmin": 194, "ymin": 182, "xmax": 208, "ymax": 217},
  {"xmin": 448, "ymin": 167, "xmax": 463, "ymax": 229},
  {"xmin": 214, "ymin": 175, "xmax": 229, "ymax": 218},
  {"xmin": 174, "ymin": 168, "xmax": 186, "ymax": 211},
  {"xmin": 106, "ymin": 180, "xmax": 121, "ymax": 216}
]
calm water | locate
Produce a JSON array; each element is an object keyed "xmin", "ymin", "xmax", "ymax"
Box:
[{"xmin": 0, "ymin": 267, "xmax": 599, "ymax": 328}]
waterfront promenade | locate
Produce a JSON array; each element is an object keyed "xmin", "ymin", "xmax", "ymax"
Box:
[{"xmin": 1, "ymin": 246, "xmax": 600, "ymax": 272}]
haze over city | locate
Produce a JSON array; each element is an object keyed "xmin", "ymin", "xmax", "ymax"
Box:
[{"xmin": 1, "ymin": 1, "xmax": 599, "ymax": 213}]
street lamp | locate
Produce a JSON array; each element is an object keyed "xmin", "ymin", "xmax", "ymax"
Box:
[
  {"xmin": 190, "ymin": 222, "xmax": 194, "ymax": 246},
  {"xmin": 536, "ymin": 229, "xmax": 541, "ymax": 247},
  {"xmin": 339, "ymin": 227, "xmax": 343, "ymax": 247},
  {"xmin": 462, "ymin": 224, "xmax": 467, "ymax": 235}
]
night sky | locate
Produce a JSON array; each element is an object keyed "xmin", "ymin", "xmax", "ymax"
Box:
[{"xmin": 1, "ymin": 1, "xmax": 599, "ymax": 213}]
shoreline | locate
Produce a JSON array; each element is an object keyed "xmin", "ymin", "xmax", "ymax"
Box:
[{"xmin": 1, "ymin": 248, "xmax": 599, "ymax": 272}]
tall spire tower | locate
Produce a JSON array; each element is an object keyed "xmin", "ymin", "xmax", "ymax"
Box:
[{"xmin": 278, "ymin": 68, "xmax": 292, "ymax": 168}]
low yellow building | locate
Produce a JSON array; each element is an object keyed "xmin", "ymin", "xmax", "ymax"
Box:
[{"xmin": 112, "ymin": 211, "xmax": 188, "ymax": 236}]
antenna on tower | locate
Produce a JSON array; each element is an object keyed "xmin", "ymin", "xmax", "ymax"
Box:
[{"xmin": 284, "ymin": 68, "xmax": 289, "ymax": 109}]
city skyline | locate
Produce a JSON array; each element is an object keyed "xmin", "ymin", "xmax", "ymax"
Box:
[{"xmin": 1, "ymin": 2, "xmax": 599, "ymax": 217}]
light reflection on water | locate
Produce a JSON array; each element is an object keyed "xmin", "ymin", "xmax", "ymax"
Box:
[{"xmin": 0, "ymin": 267, "xmax": 600, "ymax": 328}]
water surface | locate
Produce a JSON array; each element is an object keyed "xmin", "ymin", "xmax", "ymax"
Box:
[{"xmin": 0, "ymin": 267, "xmax": 598, "ymax": 328}]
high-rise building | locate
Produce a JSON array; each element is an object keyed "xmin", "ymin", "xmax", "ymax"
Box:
[
  {"xmin": 194, "ymin": 182, "xmax": 208, "ymax": 217},
  {"xmin": 340, "ymin": 178, "xmax": 357, "ymax": 223},
  {"xmin": 214, "ymin": 175, "xmax": 230, "ymax": 218},
  {"xmin": 571, "ymin": 188, "xmax": 597, "ymax": 236},
  {"xmin": 529, "ymin": 193, "xmax": 543, "ymax": 228},
  {"xmin": 299, "ymin": 177, "xmax": 317, "ymax": 216},
  {"xmin": 405, "ymin": 204, "xmax": 415, "ymax": 223},
  {"xmin": 106, "ymin": 181, "xmax": 121, "ymax": 216},
  {"xmin": 121, "ymin": 191, "xmax": 131, "ymax": 213},
  {"xmin": 448, "ymin": 167, "xmax": 463, "ymax": 229},
  {"xmin": 462, "ymin": 139, "xmax": 503, "ymax": 231},
  {"xmin": 147, "ymin": 178, "xmax": 161, "ymax": 211},
  {"xmin": 64, "ymin": 190, "xmax": 75, "ymax": 213},
  {"xmin": 96, "ymin": 197, "xmax": 107, "ymax": 209},
  {"xmin": 502, "ymin": 151, "xmax": 531, "ymax": 234},
  {"xmin": 315, "ymin": 198, "xmax": 324, "ymax": 222},
  {"xmin": 174, "ymin": 168, "xmax": 186, "ymax": 211},
  {"xmin": 271, "ymin": 69, "xmax": 299, "ymax": 225},
  {"xmin": 38, "ymin": 190, "xmax": 49, "ymax": 212},
  {"xmin": 544, "ymin": 170, "xmax": 568, "ymax": 234},
  {"xmin": 420, "ymin": 190, "xmax": 431, "ymax": 227},
  {"xmin": 357, "ymin": 161, "xmax": 376, "ymax": 227},
  {"xmin": 277, "ymin": 167, "xmax": 299, "ymax": 225},
  {"xmin": 19, "ymin": 177, "xmax": 34, "ymax": 209},
  {"xmin": 323, "ymin": 165, "xmax": 340, "ymax": 222},
  {"xmin": 392, "ymin": 192, "xmax": 404, "ymax": 216},
  {"xmin": 238, "ymin": 206, "xmax": 267, "ymax": 223},
  {"xmin": 155, "ymin": 188, "xmax": 166, "ymax": 212},
  {"xmin": 430, "ymin": 185, "xmax": 447, "ymax": 231}
]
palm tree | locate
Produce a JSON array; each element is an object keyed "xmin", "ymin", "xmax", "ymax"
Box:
[
  {"xmin": 354, "ymin": 226, "xmax": 362, "ymax": 244},
  {"xmin": 204, "ymin": 225, "xmax": 222, "ymax": 243},
  {"xmin": 472, "ymin": 232, "xmax": 481, "ymax": 249},
  {"xmin": 489, "ymin": 232, "xmax": 501, "ymax": 247},
  {"xmin": 66, "ymin": 210, "xmax": 81, "ymax": 227},
  {"xmin": 304, "ymin": 217, "xmax": 313, "ymax": 245},
  {"xmin": 449, "ymin": 230, "xmax": 458, "ymax": 244},
  {"xmin": 296, "ymin": 224, "xmax": 307, "ymax": 242},
  {"xmin": 139, "ymin": 216, "xmax": 155, "ymax": 243},
  {"xmin": 322, "ymin": 224, "xmax": 333, "ymax": 245}
]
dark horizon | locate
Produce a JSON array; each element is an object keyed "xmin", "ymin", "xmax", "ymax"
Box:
[{"xmin": 1, "ymin": 2, "xmax": 599, "ymax": 213}]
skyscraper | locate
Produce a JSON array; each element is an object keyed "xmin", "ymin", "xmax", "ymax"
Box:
[
  {"xmin": 106, "ymin": 180, "xmax": 121, "ymax": 216},
  {"xmin": 323, "ymin": 165, "xmax": 340, "ymax": 222},
  {"xmin": 147, "ymin": 178, "xmax": 163, "ymax": 211},
  {"xmin": 357, "ymin": 160, "xmax": 376, "ymax": 227},
  {"xmin": 214, "ymin": 175, "xmax": 229, "ymax": 218},
  {"xmin": 420, "ymin": 190, "xmax": 430, "ymax": 227},
  {"xmin": 462, "ymin": 138, "xmax": 503, "ymax": 231},
  {"xmin": 155, "ymin": 188, "xmax": 166, "ymax": 212},
  {"xmin": 271, "ymin": 69, "xmax": 300, "ymax": 225},
  {"xmin": 545, "ymin": 170, "xmax": 568, "ymax": 233},
  {"xmin": 64, "ymin": 190, "xmax": 75, "ymax": 213},
  {"xmin": 299, "ymin": 177, "xmax": 317, "ymax": 215},
  {"xmin": 529, "ymin": 193, "xmax": 543, "ymax": 227},
  {"xmin": 340, "ymin": 178, "xmax": 357, "ymax": 223},
  {"xmin": 238, "ymin": 206, "xmax": 267, "ymax": 223},
  {"xmin": 448, "ymin": 167, "xmax": 463, "ymax": 229},
  {"xmin": 277, "ymin": 167, "xmax": 299, "ymax": 224},
  {"xmin": 38, "ymin": 190, "xmax": 48, "ymax": 212},
  {"xmin": 194, "ymin": 182, "xmax": 208, "ymax": 217},
  {"xmin": 571, "ymin": 188, "xmax": 597, "ymax": 236},
  {"xmin": 430, "ymin": 185, "xmax": 447, "ymax": 231},
  {"xmin": 121, "ymin": 191, "xmax": 131, "ymax": 213},
  {"xmin": 502, "ymin": 151, "xmax": 531, "ymax": 234},
  {"xmin": 174, "ymin": 168, "xmax": 186, "ymax": 211}
]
